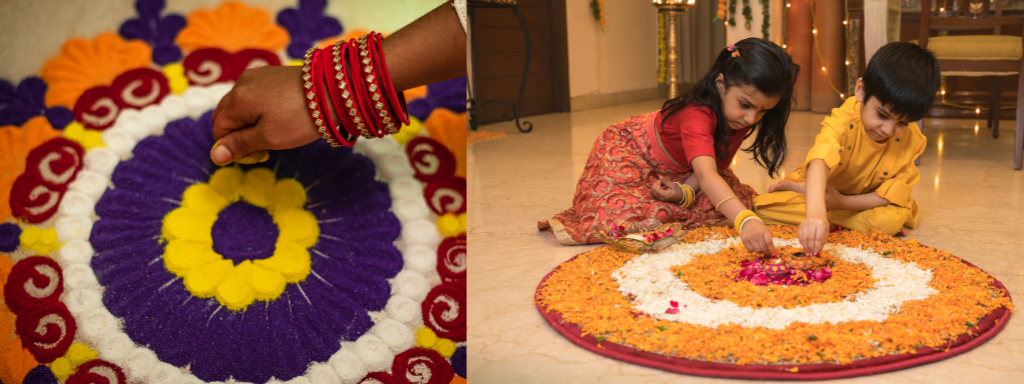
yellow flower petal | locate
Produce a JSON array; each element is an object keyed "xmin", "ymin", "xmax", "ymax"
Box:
[
  {"xmin": 64, "ymin": 122, "xmax": 86, "ymax": 140},
  {"xmin": 251, "ymin": 263, "xmax": 286, "ymax": 301},
  {"xmin": 415, "ymin": 327, "xmax": 438, "ymax": 348},
  {"xmin": 183, "ymin": 259, "xmax": 233, "ymax": 297},
  {"xmin": 181, "ymin": 183, "xmax": 230, "ymax": 214},
  {"xmin": 209, "ymin": 167, "xmax": 244, "ymax": 201},
  {"xmin": 271, "ymin": 178, "xmax": 306, "ymax": 211},
  {"xmin": 81, "ymin": 129, "xmax": 105, "ymax": 149},
  {"xmin": 65, "ymin": 342, "xmax": 97, "ymax": 365},
  {"xmin": 164, "ymin": 240, "xmax": 220, "ymax": 277},
  {"xmin": 274, "ymin": 208, "xmax": 319, "ymax": 249},
  {"xmin": 239, "ymin": 168, "xmax": 276, "ymax": 207},
  {"xmin": 162, "ymin": 207, "xmax": 216, "ymax": 243},
  {"xmin": 392, "ymin": 116, "xmax": 423, "ymax": 146},
  {"xmin": 254, "ymin": 241, "xmax": 310, "ymax": 283},
  {"xmin": 433, "ymin": 338, "xmax": 456, "ymax": 358},
  {"xmin": 216, "ymin": 260, "xmax": 256, "ymax": 311},
  {"xmin": 163, "ymin": 63, "xmax": 188, "ymax": 94},
  {"xmin": 50, "ymin": 357, "xmax": 73, "ymax": 380}
]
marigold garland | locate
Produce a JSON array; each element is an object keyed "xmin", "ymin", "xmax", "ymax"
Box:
[{"xmin": 536, "ymin": 226, "xmax": 1013, "ymax": 365}]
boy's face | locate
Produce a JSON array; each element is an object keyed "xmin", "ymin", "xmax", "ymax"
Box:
[
  {"xmin": 715, "ymin": 74, "xmax": 780, "ymax": 132},
  {"xmin": 855, "ymin": 78, "xmax": 910, "ymax": 143}
]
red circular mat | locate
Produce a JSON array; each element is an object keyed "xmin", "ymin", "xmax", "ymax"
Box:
[{"xmin": 535, "ymin": 248, "xmax": 1012, "ymax": 381}]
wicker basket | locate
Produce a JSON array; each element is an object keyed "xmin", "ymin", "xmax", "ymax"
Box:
[{"xmin": 598, "ymin": 219, "xmax": 688, "ymax": 254}]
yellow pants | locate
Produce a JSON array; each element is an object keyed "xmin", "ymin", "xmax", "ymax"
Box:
[{"xmin": 752, "ymin": 191, "xmax": 912, "ymax": 236}]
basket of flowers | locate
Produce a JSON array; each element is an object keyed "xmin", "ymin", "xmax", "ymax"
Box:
[{"xmin": 597, "ymin": 219, "xmax": 687, "ymax": 254}]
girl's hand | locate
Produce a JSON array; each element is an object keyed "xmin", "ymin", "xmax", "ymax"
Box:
[
  {"xmin": 651, "ymin": 175, "xmax": 683, "ymax": 203},
  {"xmin": 740, "ymin": 219, "xmax": 777, "ymax": 256},
  {"xmin": 210, "ymin": 65, "xmax": 323, "ymax": 166},
  {"xmin": 799, "ymin": 213, "xmax": 829, "ymax": 254}
]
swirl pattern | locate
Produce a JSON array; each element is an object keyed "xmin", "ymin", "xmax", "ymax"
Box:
[{"xmin": 421, "ymin": 283, "xmax": 466, "ymax": 342}]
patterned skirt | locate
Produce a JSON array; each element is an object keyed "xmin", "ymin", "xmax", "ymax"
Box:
[{"xmin": 539, "ymin": 112, "xmax": 757, "ymax": 245}]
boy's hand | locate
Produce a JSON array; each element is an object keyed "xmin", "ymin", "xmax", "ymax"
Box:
[
  {"xmin": 823, "ymin": 184, "xmax": 845, "ymax": 211},
  {"xmin": 651, "ymin": 175, "xmax": 683, "ymax": 203},
  {"xmin": 740, "ymin": 220, "xmax": 777, "ymax": 256},
  {"xmin": 799, "ymin": 213, "xmax": 829, "ymax": 254}
]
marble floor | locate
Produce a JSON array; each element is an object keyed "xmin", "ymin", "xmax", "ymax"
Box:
[{"xmin": 467, "ymin": 99, "xmax": 1024, "ymax": 383}]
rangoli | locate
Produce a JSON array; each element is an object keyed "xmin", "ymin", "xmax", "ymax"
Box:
[{"xmin": 535, "ymin": 226, "xmax": 1013, "ymax": 380}]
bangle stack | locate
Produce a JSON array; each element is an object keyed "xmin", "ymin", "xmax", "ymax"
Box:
[
  {"xmin": 301, "ymin": 32, "xmax": 410, "ymax": 147},
  {"xmin": 674, "ymin": 182, "xmax": 695, "ymax": 208},
  {"xmin": 734, "ymin": 210, "xmax": 762, "ymax": 233}
]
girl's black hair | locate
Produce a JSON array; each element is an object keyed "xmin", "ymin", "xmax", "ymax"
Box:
[{"xmin": 660, "ymin": 37, "xmax": 799, "ymax": 178}]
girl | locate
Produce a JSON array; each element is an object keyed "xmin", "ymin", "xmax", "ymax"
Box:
[{"xmin": 539, "ymin": 38, "xmax": 799, "ymax": 255}]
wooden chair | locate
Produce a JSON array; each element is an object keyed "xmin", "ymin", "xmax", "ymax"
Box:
[{"xmin": 919, "ymin": 0, "xmax": 1024, "ymax": 169}]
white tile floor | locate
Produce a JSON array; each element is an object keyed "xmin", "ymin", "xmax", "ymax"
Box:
[{"xmin": 468, "ymin": 99, "xmax": 1024, "ymax": 383}]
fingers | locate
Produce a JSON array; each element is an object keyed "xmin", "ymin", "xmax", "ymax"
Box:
[
  {"xmin": 211, "ymin": 89, "xmax": 257, "ymax": 143},
  {"xmin": 761, "ymin": 231, "xmax": 776, "ymax": 255},
  {"xmin": 210, "ymin": 126, "xmax": 269, "ymax": 166},
  {"xmin": 767, "ymin": 183, "xmax": 779, "ymax": 193}
]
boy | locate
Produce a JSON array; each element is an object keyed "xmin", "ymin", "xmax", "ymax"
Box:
[{"xmin": 752, "ymin": 41, "xmax": 941, "ymax": 254}]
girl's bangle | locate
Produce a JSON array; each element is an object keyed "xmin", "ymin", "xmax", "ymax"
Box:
[
  {"xmin": 734, "ymin": 210, "xmax": 760, "ymax": 232},
  {"xmin": 714, "ymin": 195, "xmax": 737, "ymax": 211},
  {"xmin": 674, "ymin": 182, "xmax": 694, "ymax": 208}
]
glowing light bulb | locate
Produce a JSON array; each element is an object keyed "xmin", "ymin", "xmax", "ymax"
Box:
[
  {"xmin": 843, "ymin": 20, "xmax": 848, "ymax": 25},
  {"xmin": 935, "ymin": 176, "xmax": 939, "ymax": 186},
  {"xmin": 941, "ymin": 90, "xmax": 946, "ymax": 95},
  {"xmin": 975, "ymin": 123, "xmax": 980, "ymax": 133},
  {"xmin": 822, "ymin": 66, "xmax": 826, "ymax": 71},
  {"xmin": 812, "ymin": 29, "xmax": 818, "ymax": 34},
  {"xmin": 782, "ymin": 44, "xmax": 787, "ymax": 48},
  {"xmin": 976, "ymin": 107, "xmax": 981, "ymax": 114},
  {"xmin": 845, "ymin": 61, "xmax": 850, "ymax": 65},
  {"xmin": 787, "ymin": 3, "xmax": 791, "ymax": 7},
  {"xmin": 840, "ymin": 93, "xmax": 845, "ymax": 98},
  {"xmin": 940, "ymin": 7, "xmax": 945, "ymax": 12}
]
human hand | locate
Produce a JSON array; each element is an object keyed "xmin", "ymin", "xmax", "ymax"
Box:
[
  {"xmin": 823, "ymin": 184, "xmax": 845, "ymax": 210},
  {"xmin": 651, "ymin": 175, "xmax": 683, "ymax": 203},
  {"xmin": 740, "ymin": 219, "xmax": 777, "ymax": 256},
  {"xmin": 799, "ymin": 213, "xmax": 829, "ymax": 255},
  {"xmin": 767, "ymin": 179, "xmax": 805, "ymax": 194},
  {"xmin": 210, "ymin": 65, "xmax": 321, "ymax": 166}
]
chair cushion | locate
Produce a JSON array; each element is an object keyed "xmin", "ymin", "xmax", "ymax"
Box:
[{"xmin": 912, "ymin": 35, "xmax": 1022, "ymax": 61}]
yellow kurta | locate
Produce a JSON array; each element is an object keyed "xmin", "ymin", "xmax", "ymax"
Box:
[{"xmin": 754, "ymin": 97, "xmax": 926, "ymax": 235}]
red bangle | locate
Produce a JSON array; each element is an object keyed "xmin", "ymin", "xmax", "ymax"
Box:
[
  {"xmin": 330, "ymin": 41, "xmax": 372, "ymax": 139},
  {"xmin": 301, "ymin": 48, "xmax": 335, "ymax": 147},
  {"xmin": 370, "ymin": 32, "xmax": 410, "ymax": 127},
  {"xmin": 357, "ymin": 34, "xmax": 393, "ymax": 136},
  {"xmin": 348, "ymin": 37, "xmax": 386, "ymax": 138},
  {"xmin": 310, "ymin": 49, "xmax": 345, "ymax": 147},
  {"xmin": 315, "ymin": 44, "xmax": 355, "ymax": 147}
]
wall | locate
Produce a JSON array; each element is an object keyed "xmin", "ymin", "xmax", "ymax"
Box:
[
  {"xmin": 0, "ymin": 0, "xmax": 446, "ymax": 82},
  {"xmin": 724, "ymin": 0, "xmax": 785, "ymax": 45},
  {"xmin": 565, "ymin": 0, "xmax": 661, "ymax": 110}
]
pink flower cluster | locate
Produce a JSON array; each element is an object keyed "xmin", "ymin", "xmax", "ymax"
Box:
[
  {"xmin": 733, "ymin": 257, "xmax": 832, "ymax": 287},
  {"xmin": 665, "ymin": 300, "xmax": 686, "ymax": 314}
]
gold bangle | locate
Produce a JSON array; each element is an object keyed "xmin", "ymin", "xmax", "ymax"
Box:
[
  {"xmin": 674, "ymin": 182, "xmax": 694, "ymax": 207},
  {"xmin": 733, "ymin": 209, "xmax": 759, "ymax": 231},
  {"xmin": 739, "ymin": 215, "xmax": 762, "ymax": 232},
  {"xmin": 715, "ymin": 195, "xmax": 738, "ymax": 211}
]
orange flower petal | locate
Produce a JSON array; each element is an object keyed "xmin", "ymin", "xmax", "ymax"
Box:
[
  {"xmin": 176, "ymin": 1, "xmax": 289, "ymax": 54},
  {"xmin": 0, "ymin": 117, "xmax": 62, "ymax": 222},
  {"xmin": 40, "ymin": 32, "xmax": 152, "ymax": 108},
  {"xmin": 423, "ymin": 109, "xmax": 467, "ymax": 178}
]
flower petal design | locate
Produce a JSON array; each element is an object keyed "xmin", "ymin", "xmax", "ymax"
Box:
[
  {"xmin": 163, "ymin": 240, "xmax": 219, "ymax": 276},
  {"xmin": 181, "ymin": 183, "xmax": 229, "ymax": 214},
  {"xmin": 274, "ymin": 208, "xmax": 319, "ymax": 248},
  {"xmin": 0, "ymin": 117, "xmax": 61, "ymax": 222},
  {"xmin": 209, "ymin": 166, "xmax": 243, "ymax": 200},
  {"xmin": 272, "ymin": 178, "xmax": 306, "ymax": 210},
  {"xmin": 238, "ymin": 167, "xmax": 276, "ymax": 208},
  {"xmin": 118, "ymin": 0, "xmax": 187, "ymax": 65},
  {"xmin": 40, "ymin": 32, "xmax": 152, "ymax": 109},
  {"xmin": 276, "ymin": 0, "xmax": 343, "ymax": 59},
  {"xmin": 215, "ymin": 260, "xmax": 255, "ymax": 310},
  {"xmin": 251, "ymin": 263, "xmax": 286, "ymax": 300},
  {"xmin": 162, "ymin": 207, "xmax": 216, "ymax": 243},
  {"xmin": 254, "ymin": 241, "xmax": 310, "ymax": 283},
  {"xmin": 175, "ymin": 1, "xmax": 289, "ymax": 54},
  {"xmin": 0, "ymin": 77, "xmax": 74, "ymax": 128},
  {"xmin": 183, "ymin": 259, "xmax": 232, "ymax": 298}
]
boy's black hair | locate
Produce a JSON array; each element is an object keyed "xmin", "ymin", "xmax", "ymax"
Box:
[
  {"xmin": 861, "ymin": 41, "xmax": 941, "ymax": 122},
  {"xmin": 660, "ymin": 37, "xmax": 799, "ymax": 178}
]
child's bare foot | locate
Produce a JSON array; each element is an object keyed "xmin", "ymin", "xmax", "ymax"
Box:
[
  {"xmin": 896, "ymin": 226, "xmax": 910, "ymax": 237},
  {"xmin": 768, "ymin": 179, "xmax": 805, "ymax": 194}
]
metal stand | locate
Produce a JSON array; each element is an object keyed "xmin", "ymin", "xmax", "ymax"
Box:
[
  {"xmin": 653, "ymin": 1, "xmax": 695, "ymax": 99},
  {"xmin": 467, "ymin": 0, "xmax": 533, "ymax": 133}
]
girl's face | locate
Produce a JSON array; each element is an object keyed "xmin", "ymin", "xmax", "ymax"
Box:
[
  {"xmin": 854, "ymin": 78, "xmax": 909, "ymax": 143},
  {"xmin": 715, "ymin": 74, "xmax": 780, "ymax": 132}
]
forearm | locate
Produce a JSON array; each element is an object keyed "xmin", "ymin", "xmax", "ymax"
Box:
[
  {"xmin": 805, "ymin": 159, "xmax": 829, "ymax": 218},
  {"xmin": 382, "ymin": 2, "xmax": 467, "ymax": 91},
  {"xmin": 830, "ymin": 191, "xmax": 891, "ymax": 211},
  {"xmin": 692, "ymin": 157, "xmax": 745, "ymax": 221}
]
